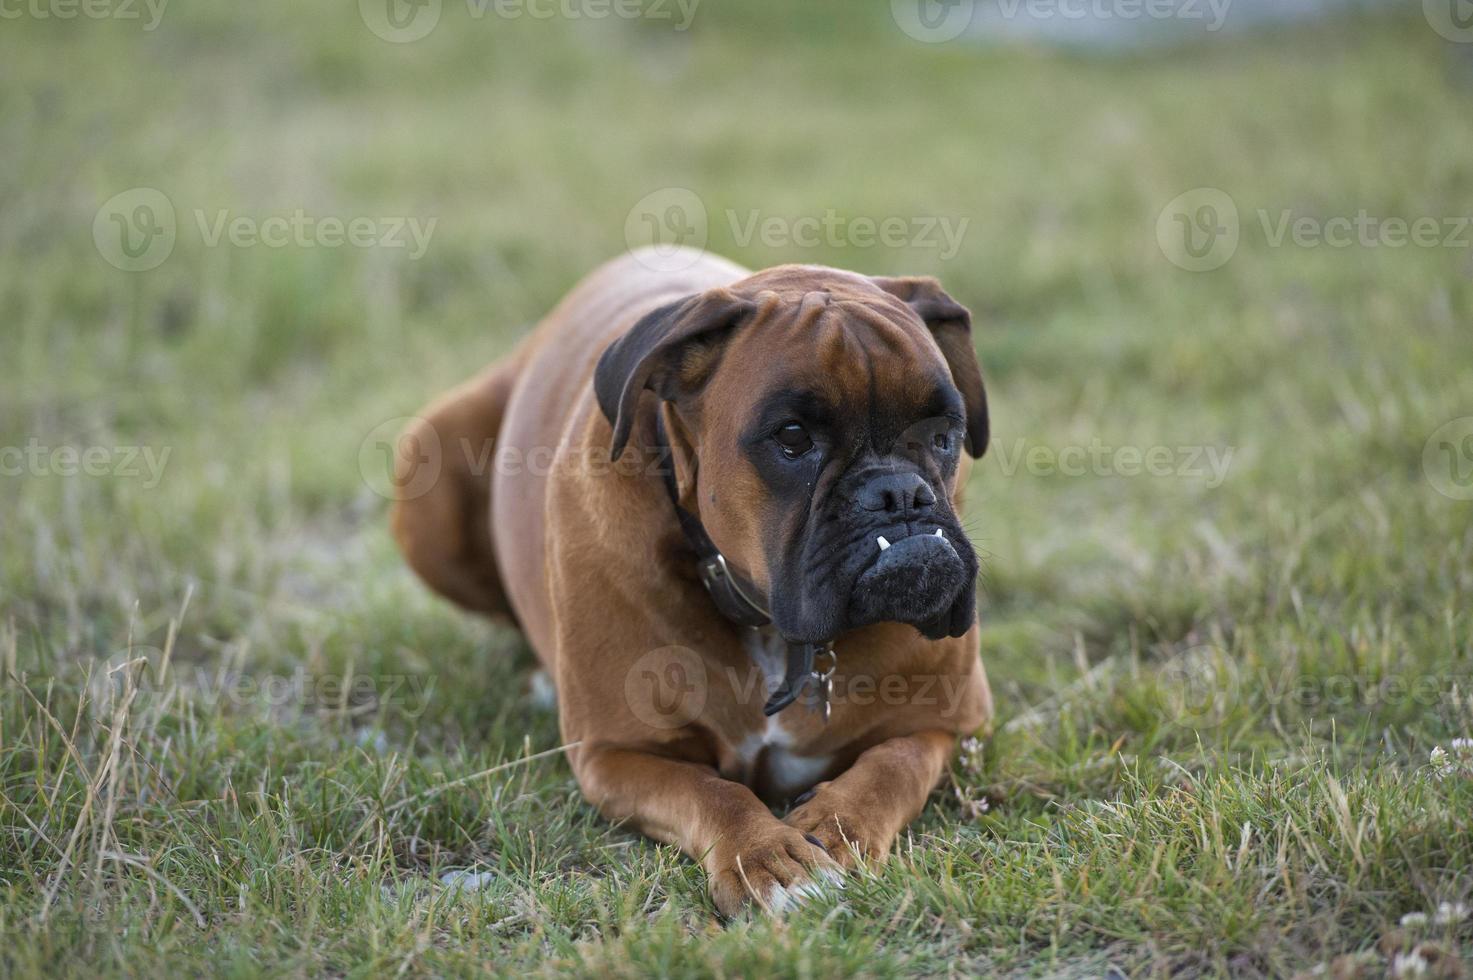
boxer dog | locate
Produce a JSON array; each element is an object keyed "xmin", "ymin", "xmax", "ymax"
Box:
[{"xmin": 391, "ymin": 247, "xmax": 993, "ymax": 916}]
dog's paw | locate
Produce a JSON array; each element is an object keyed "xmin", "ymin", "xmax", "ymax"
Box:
[
  {"xmin": 707, "ymin": 823, "xmax": 844, "ymax": 918},
  {"xmin": 784, "ymin": 795, "xmax": 890, "ymax": 870}
]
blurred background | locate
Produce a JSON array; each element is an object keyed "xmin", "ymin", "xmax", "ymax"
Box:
[{"xmin": 3, "ymin": 0, "xmax": 1472, "ymax": 974}]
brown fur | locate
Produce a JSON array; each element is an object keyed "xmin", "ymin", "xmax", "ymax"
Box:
[{"xmin": 391, "ymin": 248, "xmax": 993, "ymax": 916}]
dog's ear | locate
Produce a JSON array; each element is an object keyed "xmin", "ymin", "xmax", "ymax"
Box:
[
  {"xmin": 870, "ymin": 276, "xmax": 990, "ymax": 458},
  {"xmin": 594, "ymin": 288, "xmax": 756, "ymax": 460}
]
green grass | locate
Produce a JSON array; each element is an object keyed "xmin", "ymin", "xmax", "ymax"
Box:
[{"xmin": 3, "ymin": 2, "xmax": 1473, "ymax": 975}]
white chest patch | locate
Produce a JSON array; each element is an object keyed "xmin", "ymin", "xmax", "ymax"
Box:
[
  {"xmin": 763, "ymin": 747, "xmax": 832, "ymax": 796},
  {"xmin": 736, "ymin": 628, "xmax": 831, "ymax": 796},
  {"xmin": 742, "ymin": 627, "xmax": 788, "ymax": 698}
]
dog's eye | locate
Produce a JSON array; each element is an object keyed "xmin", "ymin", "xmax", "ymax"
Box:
[
  {"xmin": 773, "ymin": 422, "xmax": 813, "ymax": 458},
  {"xmin": 932, "ymin": 431, "xmax": 951, "ymax": 452}
]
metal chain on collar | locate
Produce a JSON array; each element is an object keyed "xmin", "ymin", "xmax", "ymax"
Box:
[
  {"xmin": 812, "ymin": 643, "xmax": 837, "ymax": 724},
  {"xmin": 656, "ymin": 411, "xmax": 843, "ymax": 723}
]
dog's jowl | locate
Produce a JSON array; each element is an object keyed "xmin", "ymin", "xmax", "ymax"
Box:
[{"xmin": 392, "ymin": 248, "xmax": 994, "ymax": 916}]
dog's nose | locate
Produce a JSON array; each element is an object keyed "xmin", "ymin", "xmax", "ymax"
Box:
[{"xmin": 858, "ymin": 471, "xmax": 936, "ymax": 515}]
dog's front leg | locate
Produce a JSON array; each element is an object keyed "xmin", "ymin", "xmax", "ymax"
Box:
[
  {"xmin": 573, "ymin": 743, "xmax": 840, "ymax": 916},
  {"xmin": 783, "ymin": 729, "xmax": 956, "ymax": 867}
]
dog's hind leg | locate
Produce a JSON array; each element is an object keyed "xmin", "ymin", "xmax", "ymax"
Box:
[{"xmin": 391, "ymin": 354, "xmax": 524, "ymax": 623}]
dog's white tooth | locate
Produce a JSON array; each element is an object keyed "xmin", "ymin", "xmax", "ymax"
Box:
[
  {"xmin": 877, "ymin": 535, "xmax": 891, "ymax": 551},
  {"xmin": 934, "ymin": 528, "xmax": 945, "ymax": 537}
]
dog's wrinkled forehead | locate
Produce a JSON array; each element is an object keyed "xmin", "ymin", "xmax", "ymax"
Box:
[
  {"xmin": 705, "ymin": 274, "xmax": 956, "ymax": 438},
  {"xmin": 593, "ymin": 263, "xmax": 987, "ymax": 466}
]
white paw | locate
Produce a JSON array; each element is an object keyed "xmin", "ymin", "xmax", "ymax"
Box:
[{"xmin": 764, "ymin": 872, "xmax": 843, "ymax": 914}]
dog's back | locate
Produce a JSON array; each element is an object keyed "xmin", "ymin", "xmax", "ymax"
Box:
[{"xmin": 391, "ymin": 247, "xmax": 746, "ymax": 657}]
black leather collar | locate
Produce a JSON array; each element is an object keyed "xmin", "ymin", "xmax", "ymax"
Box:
[{"xmin": 651, "ymin": 413, "xmax": 835, "ymax": 719}]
